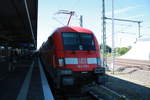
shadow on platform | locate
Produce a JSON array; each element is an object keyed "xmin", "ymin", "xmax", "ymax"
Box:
[{"xmin": 106, "ymin": 75, "xmax": 150, "ymax": 100}]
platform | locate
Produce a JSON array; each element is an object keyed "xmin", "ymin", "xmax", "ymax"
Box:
[{"xmin": 0, "ymin": 56, "xmax": 54, "ymax": 100}]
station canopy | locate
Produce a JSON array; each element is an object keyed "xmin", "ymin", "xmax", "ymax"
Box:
[{"xmin": 0, "ymin": 0, "xmax": 38, "ymax": 49}]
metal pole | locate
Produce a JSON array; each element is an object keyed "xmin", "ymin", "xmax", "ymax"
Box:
[
  {"xmin": 105, "ymin": 17, "xmax": 142, "ymax": 23},
  {"xmin": 24, "ymin": 0, "xmax": 36, "ymax": 48},
  {"xmin": 105, "ymin": 17, "xmax": 142, "ymax": 42},
  {"xmin": 102, "ymin": 0, "xmax": 106, "ymax": 67},
  {"xmin": 67, "ymin": 11, "xmax": 74, "ymax": 26},
  {"xmin": 80, "ymin": 15, "xmax": 83, "ymax": 27},
  {"xmin": 138, "ymin": 22, "xmax": 141, "ymax": 38},
  {"xmin": 112, "ymin": 0, "xmax": 115, "ymax": 74}
]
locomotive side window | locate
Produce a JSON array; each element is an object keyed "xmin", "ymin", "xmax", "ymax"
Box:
[{"xmin": 62, "ymin": 32, "xmax": 96, "ymax": 51}]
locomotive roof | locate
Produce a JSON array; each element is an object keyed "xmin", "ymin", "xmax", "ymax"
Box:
[{"xmin": 55, "ymin": 26, "xmax": 93, "ymax": 34}]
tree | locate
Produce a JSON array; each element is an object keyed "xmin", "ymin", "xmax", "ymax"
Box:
[{"xmin": 100, "ymin": 44, "xmax": 112, "ymax": 53}]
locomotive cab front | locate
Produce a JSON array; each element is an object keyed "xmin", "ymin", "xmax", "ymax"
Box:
[{"xmin": 55, "ymin": 27, "xmax": 105, "ymax": 86}]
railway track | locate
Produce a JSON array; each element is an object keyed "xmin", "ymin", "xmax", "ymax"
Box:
[
  {"xmin": 107, "ymin": 58, "xmax": 150, "ymax": 70},
  {"xmin": 83, "ymin": 83, "xmax": 126, "ymax": 100},
  {"xmin": 54, "ymin": 83, "xmax": 127, "ymax": 100}
]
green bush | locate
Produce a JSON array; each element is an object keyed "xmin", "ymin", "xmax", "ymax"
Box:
[
  {"xmin": 100, "ymin": 44, "xmax": 131, "ymax": 57},
  {"xmin": 116, "ymin": 47, "xmax": 131, "ymax": 56}
]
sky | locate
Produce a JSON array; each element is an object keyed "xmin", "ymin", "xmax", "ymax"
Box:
[{"xmin": 37, "ymin": 0, "xmax": 150, "ymax": 49}]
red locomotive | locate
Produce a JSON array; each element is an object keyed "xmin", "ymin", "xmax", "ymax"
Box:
[{"xmin": 39, "ymin": 26, "xmax": 105, "ymax": 88}]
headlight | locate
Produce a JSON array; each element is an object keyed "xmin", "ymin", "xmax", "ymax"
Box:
[{"xmin": 58, "ymin": 58, "xmax": 65, "ymax": 67}]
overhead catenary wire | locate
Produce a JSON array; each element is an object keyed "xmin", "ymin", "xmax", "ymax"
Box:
[{"xmin": 52, "ymin": 17, "xmax": 65, "ymax": 26}]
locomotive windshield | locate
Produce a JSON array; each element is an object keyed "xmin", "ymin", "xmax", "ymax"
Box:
[{"xmin": 62, "ymin": 32, "xmax": 96, "ymax": 50}]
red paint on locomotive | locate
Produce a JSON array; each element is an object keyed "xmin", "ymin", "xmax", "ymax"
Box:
[{"xmin": 39, "ymin": 26, "xmax": 105, "ymax": 87}]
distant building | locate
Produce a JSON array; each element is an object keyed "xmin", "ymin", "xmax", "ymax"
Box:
[{"xmin": 120, "ymin": 39, "xmax": 150, "ymax": 60}]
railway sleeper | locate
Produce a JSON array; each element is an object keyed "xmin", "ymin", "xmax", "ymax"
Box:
[{"xmin": 81, "ymin": 84, "xmax": 127, "ymax": 100}]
